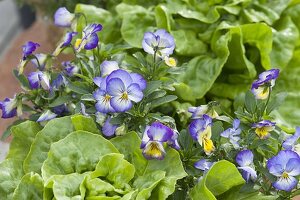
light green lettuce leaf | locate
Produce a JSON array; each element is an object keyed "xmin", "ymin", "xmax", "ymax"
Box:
[
  {"xmin": 12, "ymin": 172, "xmax": 44, "ymax": 200},
  {"xmin": 155, "ymin": 4, "xmax": 172, "ymax": 32},
  {"xmin": 190, "ymin": 160, "xmax": 245, "ymax": 199},
  {"xmin": 7, "ymin": 121, "xmax": 42, "ymax": 160},
  {"xmin": 42, "ymin": 130, "xmax": 118, "ymax": 183},
  {"xmin": 23, "ymin": 116, "xmax": 74, "ymax": 174},
  {"xmin": 0, "ymin": 159, "xmax": 24, "ymax": 200},
  {"xmin": 71, "ymin": 114, "xmax": 100, "ymax": 134}
]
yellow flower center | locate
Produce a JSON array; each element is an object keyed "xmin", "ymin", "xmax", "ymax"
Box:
[
  {"xmin": 145, "ymin": 142, "xmax": 163, "ymax": 158},
  {"xmin": 121, "ymin": 92, "xmax": 129, "ymax": 100},
  {"xmin": 255, "ymin": 127, "xmax": 269, "ymax": 139},
  {"xmin": 103, "ymin": 94, "xmax": 111, "ymax": 103},
  {"xmin": 258, "ymin": 87, "xmax": 269, "ymax": 99},
  {"xmin": 165, "ymin": 57, "xmax": 177, "ymax": 67},
  {"xmin": 281, "ymin": 172, "xmax": 289, "ymax": 179},
  {"xmin": 203, "ymin": 137, "xmax": 215, "ymax": 155},
  {"xmin": 74, "ymin": 39, "xmax": 82, "ymax": 49}
]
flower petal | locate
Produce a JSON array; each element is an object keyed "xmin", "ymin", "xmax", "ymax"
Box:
[
  {"xmin": 147, "ymin": 122, "xmax": 173, "ymax": 142},
  {"xmin": 238, "ymin": 166, "xmax": 257, "ymax": 182},
  {"xmin": 130, "ymin": 73, "xmax": 147, "ymax": 90},
  {"xmin": 236, "ymin": 149, "xmax": 254, "ymax": 167},
  {"xmin": 140, "ymin": 126, "xmax": 151, "ymax": 148},
  {"xmin": 142, "ymin": 32, "xmax": 155, "ymax": 55},
  {"xmin": 110, "ymin": 96, "xmax": 132, "ymax": 112},
  {"xmin": 286, "ymin": 158, "xmax": 300, "ymax": 176},
  {"xmin": 194, "ymin": 159, "xmax": 213, "ymax": 171},
  {"xmin": 100, "ymin": 60, "xmax": 119, "ymax": 77},
  {"xmin": 106, "ymin": 69, "xmax": 133, "ymax": 88},
  {"xmin": 273, "ymin": 176, "xmax": 298, "ymax": 192},
  {"xmin": 106, "ymin": 78, "xmax": 125, "ymax": 96},
  {"xmin": 62, "ymin": 32, "xmax": 77, "ymax": 47},
  {"xmin": 37, "ymin": 110, "xmax": 57, "ymax": 122},
  {"xmin": 267, "ymin": 150, "xmax": 300, "ymax": 173},
  {"xmin": 28, "ymin": 71, "xmax": 42, "ymax": 89},
  {"xmin": 102, "ymin": 117, "xmax": 118, "ymax": 137},
  {"xmin": 84, "ymin": 33, "xmax": 99, "ymax": 50},
  {"xmin": 127, "ymin": 83, "xmax": 143, "ymax": 103},
  {"xmin": 94, "ymin": 90, "xmax": 115, "ymax": 113},
  {"xmin": 282, "ymin": 127, "xmax": 300, "ymax": 150},
  {"xmin": 54, "ymin": 7, "xmax": 74, "ymax": 27},
  {"xmin": 1, "ymin": 97, "xmax": 17, "ymax": 118}
]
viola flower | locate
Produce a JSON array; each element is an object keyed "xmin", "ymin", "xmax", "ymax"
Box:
[
  {"xmin": 54, "ymin": 7, "xmax": 75, "ymax": 27},
  {"xmin": 37, "ymin": 110, "xmax": 57, "ymax": 122},
  {"xmin": 31, "ymin": 53, "xmax": 48, "ymax": 70},
  {"xmin": 28, "ymin": 71, "xmax": 51, "ymax": 90},
  {"xmin": 251, "ymin": 69, "xmax": 279, "ymax": 100},
  {"xmin": 188, "ymin": 104, "xmax": 218, "ymax": 119},
  {"xmin": 220, "ymin": 119, "xmax": 241, "ymax": 149},
  {"xmin": 0, "ymin": 96, "xmax": 17, "ymax": 118},
  {"xmin": 168, "ymin": 129, "xmax": 180, "ymax": 150},
  {"xmin": 22, "ymin": 41, "xmax": 40, "ymax": 60},
  {"xmin": 236, "ymin": 150, "xmax": 257, "ymax": 182},
  {"xmin": 93, "ymin": 77, "xmax": 115, "ymax": 113},
  {"xmin": 267, "ymin": 150, "xmax": 300, "ymax": 191},
  {"xmin": 75, "ymin": 24, "xmax": 102, "ymax": 51},
  {"xmin": 142, "ymin": 29, "xmax": 175, "ymax": 57},
  {"xmin": 140, "ymin": 122, "xmax": 173, "ymax": 160},
  {"xmin": 52, "ymin": 104, "xmax": 68, "ymax": 116},
  {"xmin": 100, "ymin": 60, "xmax": 119, "ymax": 77},
  {"xmin": 106, "ymin": 69, "xmax": 144, "ymax": 112},
  {"xmin": 51, "ymin": 74, "xmax": 67, "ymax": 91},
  {"xmin": 252, "ymin": 120, "xmax": 275, "ymax": 139},
  {"xmin": 102, "ymin": 117, "xmax": 119, "ymax": 137},
  {"xmin": 53, "ymin": 32, "xmax": 78, "ymax": 56},
  {"xmin": 194, "ymin": 159, "xmax": 214, "ymax": 172},
  {"xmin": 164, "ymin": 56, "xmax": 177, "ymax": 67},
  {"xmin": 62, "ymin": 61, "xmax": 79, "ymax": 76},
  {"xmin": 189, "ymin": 115, "xmax": 215, "ymax": 155},
  {"xmin": 282, "ymin": 127, "xmax": 300, "ymax": 151}
]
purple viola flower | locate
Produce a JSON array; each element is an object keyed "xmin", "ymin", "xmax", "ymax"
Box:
[
  {"xmin": 61, "ymin": 32, "xmax": 77, "ymax": 47},
  {"xmin": 22, "ymin": 41, "xmax": 40, "ymax": 60},
  {"xmin": 167, "ymin": 129, "xmax": 180, "ymax": 150},
  {"xmin": 220, "ymin": 119, "xmax": 241, "ymax": 149},
  {"xmin": 54, "ymin": 7, "xmax": 75, "ymax": 27},
  {"xmin": 31, "ymin": 53, "xmax": 47, "ymax": 69},
  {"xmin": 188, "ymin": 105, "xmax": 218, "ymax": 119},
  {"xmin": 0, "ymin": 96, "xmax": 17, "ymax": 118},
  {"xmin": 93, "ymin": 76, "xmax": 115, "ymax": 113},
  {"xmin": 267, "ymin": 150, "xmax": 300, "ymax": 191},
  {"xmin": 52, "ymin": 104, "xmax": 68, "ymax": 116},
  {"xmin": 251, "ymin": 69, "xmax": 279, "ymax": 100},
  {"xmin": 142, "ymin": 29, "xmax": 175, "ymax": 57},
  {"xmin": 194, "ymin": 159, "xmax": 214, "ymax": 172},
  {"xmin": 37, "ymin": 110, "xmax": 57, "ymax": 122},
  {"xmin": 252, "ymin": 120, "xmax": 276, "ymax": 139},
  {"xmin": 141, "ymin": 122, "xmax": 173, "ymax": 160},
  {"xmin": 236, "ymin": 150, "xmax": 257, "ymax": 182},
  {"xmin": 130, "ymin": 73, "xmax": 147, "ymax": 91},
  {"xmin": 28, "ymin": 71, "xmax": 51, "ymax": 90},
  {"xmin": 102, "ymin": 117, "xmax": 119, "ymax": 137},
  {"xmin": 75, "ymin": 24, "xmax": 102, "ymax": 51},
  {"xmin": 282, "ymin": 127, "xmax": 300, "ymax": 151},
  {"xmin": 189, "ymin": 115, "xmax": 215, "ymax": 155},
  {"xmin": 106, "ymin": 69, "xmax": 144, "ymax": 112},
  {"xmin": 62, "ymin": 61, "xmax": 79, "ymax": 76},
  {"xmin": 51, "ymin": 74, "xmax": 67, "ymax": 91},
  {"xmin": 100, "ymin": 60, "xmax": 119, "ymax": 77}
]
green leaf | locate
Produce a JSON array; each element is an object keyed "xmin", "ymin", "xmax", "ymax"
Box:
[
  {"xmin": 90, "ymin": 153, "xmax": 135, "ymax": 189},
  {"xmin": 173, "ymin": 82, "xmax": 196, "ymax": 103},
  {"xmin": 0, "ymin": 159, "xmax": 24, "ymax": 200},
  {"xmin": 6, "ymin": 121, "xmax": 42, "ymax": 160},
  {"xmin": 116, "ymin": 3, "xmax": 155, "ymax": 47},
  {"xmin": 67, "ymin": 81, "xmax": 92, "ymax": 94},
  {"xmin": 155, "ymin": 5, "xmax": 172, "ymax": 31},
  {"xmin": 13, "ymin": 69, "xmax": 30, "ymax": 89},
  {"xmin": 12, "ymin": 173, "xmax": 44, "ymax": 200},
  {"xmin": 144, "ymin": 80, "xmax": 162, "ymax": 97},
  {"xmin": 205, "ymin": 160, "xmax": 245, "ymax": 196},
  {"xmin": 49, "ymin": 95, "xmax": 73, "ymax": 107},
  {"xmin": 209, "ymin": 83, "xmax": 249, "ymax": 99},
  {"xmin": 190, "ymin": 160, "xmax": 245, "ymax": 198},
  {"xmin": 150, "ymin": 95, "xmax": 178, "ymax": 109},
  {"xmin": 23, "ymin": 116, "xmax": 74, "ymax": 174},
  {"xmin": 270, "ymin": 16, "xmax": 299, "ymax": 69},
  {"xmin": 41, "ymin": 131, "xmax": 118, "ymax": 183},
  {"xmin": 244, "ymin": 90, "xmax": 256, "ymax": 114},
  {"xmin": 71, "ymin": 114, "xmax": 100, "ymax": 134},
  {"xmin": 172, "ymin": 30, "xmax": 207, "ymax": 56},
  {"xmin": 266, "ymin": 92, "xmax": 287, "ymax": 115}
]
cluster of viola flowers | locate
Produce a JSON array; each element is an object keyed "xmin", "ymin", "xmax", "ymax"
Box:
[
  {"xmin": 189, "ymin": 69, "xmax": 300, "ymax": 192},
  {"xmin": 0, "ymin": 5, "xmax": 299, "ymax": 195}
]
